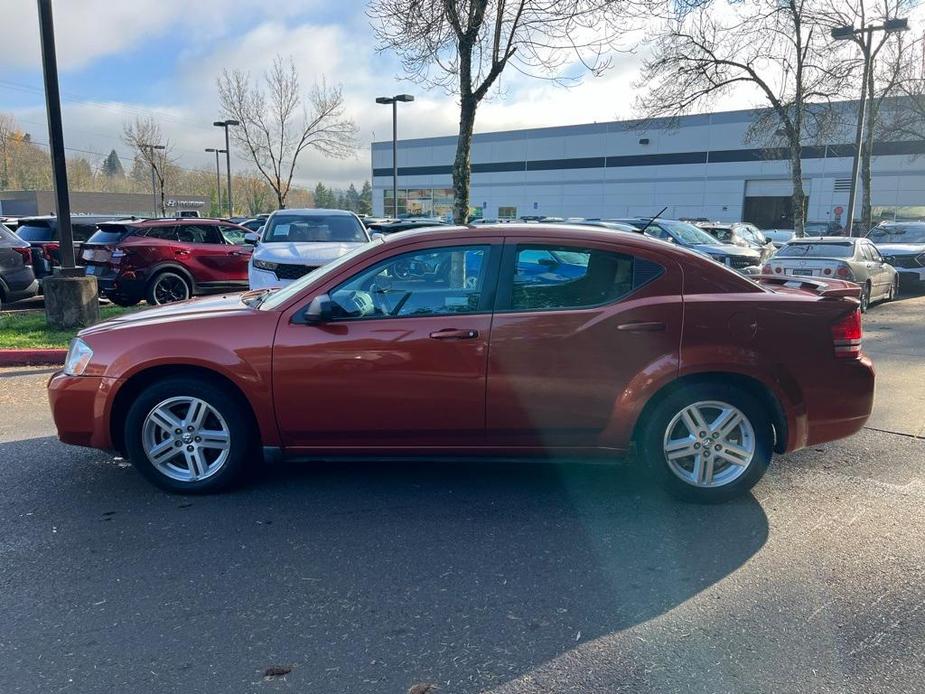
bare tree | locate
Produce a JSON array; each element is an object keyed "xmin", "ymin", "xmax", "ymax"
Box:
[
  {"xmin": 636, "ymin": 0, "xmax": 854, "ymax": 235},
  {"xmin": 217, "ymin": 55, "xmax": 357, "ymax": 209},
  {"xmin": 369, "ymin": 0, "xmax": 642, "ymax": 223},
  {"xmin": 123, "ymin": 116, "xmax": 175, "ymax": 216}
]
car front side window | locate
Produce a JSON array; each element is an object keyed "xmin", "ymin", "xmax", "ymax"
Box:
[{"xmin": 328, "ymin": 245, "xmax": 491, "ymax": 320}]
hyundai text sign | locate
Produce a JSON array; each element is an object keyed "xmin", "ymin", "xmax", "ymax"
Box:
[{"xmin": 166, "ymin": 199, "xmax": 205, "ymax": 208}]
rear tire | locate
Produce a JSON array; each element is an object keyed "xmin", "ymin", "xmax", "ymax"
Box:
[
  {"xmin": 859, "ymin": 283, "xmax": 871, "ymax": 313},
  {"xmin": 638, "ymin": 382, "xmax": 774, "ymax": 503},
  {"xmin": 887, "ymin": 276, "xmax": 898, "ymax": 302},
  {"xmin": 123, "ymin": 377, "xmax": 255, "ymax": 493},
  {"xmin": 146, "ymin": 271, "xmax": 191, "ymax": 306}
]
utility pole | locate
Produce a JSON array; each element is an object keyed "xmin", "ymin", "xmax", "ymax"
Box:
[
  {"xmin": 141, "ymin": 143, "xmax": 166, "ymax": 217},
  {"xmin": 213, "ymin": 120, "xmax": 239, "ymax": 216},
  {"xmin": 832, "ymin": 17, "xmax": 909, "ymax": 236},
  {"xmin": 36, "ymin": 0, "xmax": 99, "ymax": 328},
  {"xmin": 205, "ymin": 147, "xmax": 226, "ymax": 215},
  {"xmin": 375, "ymin": 95, "xmax": 414, "ymax": 217}
]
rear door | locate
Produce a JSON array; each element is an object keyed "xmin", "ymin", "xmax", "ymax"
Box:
[
  {"xmin": 485, "ymin": 237, "xmax": 683, "ymax": 447},
  {"xmin": 862, "ymin": 241, "xmax": 890, "ymax": 297}
]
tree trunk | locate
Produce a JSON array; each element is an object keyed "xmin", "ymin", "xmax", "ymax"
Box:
[
  {"xmin": 158, "ymin": 178, "xmax": 167, "ymax": 217},
  {"xmin": 789, "ymin": 140, "xmax": 806, "ymax": 237},
  {"xmin": 452, "ymin": 96, "xmax": 477, "ymax": 225}
]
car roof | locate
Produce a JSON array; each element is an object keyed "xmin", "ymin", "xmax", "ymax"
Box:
[{"xmin": 270, "ymin": 208, "xmax": 357, "ymax": 216}]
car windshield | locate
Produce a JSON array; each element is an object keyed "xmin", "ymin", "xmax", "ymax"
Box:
[
  {"xmin": 777, "ymin": 242, "xmax": 854, "ymax": 258},
  {"xmin": 258, "ymin": 239, "xmax": 383, "ymax": 310},
  {"xmin": 657, "ymin": 220, "xmax": 720, "ymax": 245},
  {"xmin": 804, "ymin": 223, "xmax": 831, "ymax": 234},
  {"xmin": 263, "ymin": 214, "xmax": 368, "ymax": 243},
  {"xmin": 867, "ymin": 224, "xmax": 925, "ymax": 244}
]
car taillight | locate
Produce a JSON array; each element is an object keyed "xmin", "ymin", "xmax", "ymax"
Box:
[
  {"xmin": 831, "ymin": 309, "xmax": 862, "ymax": 359},
  {"xmin": 43, "ymin": 242, "xmax": 60, "ymax": 261},
  {"xmin": 835, "ymin": 264, "xmax": 853, "ymax": 280},
  {"xmin": 12, "ymin": 246, "xmax": 31, "ymax": 264}
]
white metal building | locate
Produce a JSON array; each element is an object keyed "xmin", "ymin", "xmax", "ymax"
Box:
[{"xmin": 371, "ymin": 102, "xmax": 925, "ymax": 228}]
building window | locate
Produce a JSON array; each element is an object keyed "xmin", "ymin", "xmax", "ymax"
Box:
[
  {"xmin": 498, "ymin": 206, "xmax": 517, "ymax": 220},
  {"xmin": 383, "ymin": 188, "xmax": 455, "ymax": 220}
]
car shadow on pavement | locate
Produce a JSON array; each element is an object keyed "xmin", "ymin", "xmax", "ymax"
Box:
[{"xmin": 1, "ymin": 439, "xmax": 769, "ymax": 694}]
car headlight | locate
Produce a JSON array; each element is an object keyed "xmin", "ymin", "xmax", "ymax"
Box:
[
  {"xmin": 253, "ymin": 258, "xmax": 278, "ymax": 271},
  {"xmin": 63, "ymin": 338, "xmax": 94, "ymax": 376}
]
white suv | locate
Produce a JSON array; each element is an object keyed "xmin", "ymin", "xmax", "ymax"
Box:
[{"xmin": 248, "ymin": 209, "xmax": 372, "ymax": 289}]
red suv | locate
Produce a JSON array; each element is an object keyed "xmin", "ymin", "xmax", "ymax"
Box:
[
  {"xmin": 81, "ymin": 219, "xmax": 253, "ymax": 305},
  {"xmin": 48, "ymin": 225, "xmax": 874, "ymax": 502}
]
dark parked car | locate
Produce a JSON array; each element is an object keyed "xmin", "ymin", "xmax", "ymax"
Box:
[
  {"xmin": 49, "ymin": 224, "xmax": 873, "ymax": 503},
  {"xmin": 616, "ymin": 218, "xmax": 762, "ymax": 272},
  {"xmin": 16, "ymin": 215, "xmax": 135, "ymax": 279},
  {"xmin": 79, "ymin": 219, "xmax": 253, "ymax": 306},
  {"xmin": 0, "ymin": 223, "xmax": 38, "ymax": 308},
  {"xmin": 866, "ymin": 222, "xmax": 925, "ymax": 288}
]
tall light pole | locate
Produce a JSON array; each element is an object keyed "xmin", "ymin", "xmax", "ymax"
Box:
[
  {"xmin": 205, "ymin": 147, "xmax": 226, "ymax": 216},
  {"xmin": 832, "ymin": 17, "xmax": 908, "ymax": 236},
  {"xmin": 213, "ymin": 120, "xmax": 239, "ymax": 216},
  {"xmin": 141, "ymin": 143, "xmax": 165, "ymax": 217},
  {"xmin": 375, "ymin": 94, "xmax": 414, "ymax": 218}
]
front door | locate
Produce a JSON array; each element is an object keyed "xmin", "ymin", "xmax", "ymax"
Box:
[
  {"xmin": 272, "ymin": 241, "xmax": 502, "ymax": 448},
  {"xmin": 485, "ymin": 240, "xmax": 683, "ymax": 448}
]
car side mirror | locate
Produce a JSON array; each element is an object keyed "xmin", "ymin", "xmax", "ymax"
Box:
[
  {"xmin": 371, "ymin": 232, "xmax": 385, "ymax": 241},
  {"xmin": 301, "ymin": 293, "xmax": 333, "ymax": 325},
  {"xmin": 244, "ymin": 232, "xmax": 259, "ymax": 244}
]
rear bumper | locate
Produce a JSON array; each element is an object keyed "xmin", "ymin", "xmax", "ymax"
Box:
[
  {"xmin": 800, "ymin": 355, "xmax": 875, "ymax": 449},
  {"xmin": 91, "ymin": 267, "xmax": 146, "ymax": 302},
  {"xmin": 3, "ymin": 278, "xmax": 39, "ymax": 303},
  {"xmin": 47, "ymin": 372, "xmax": 114, "ymax": 449}
]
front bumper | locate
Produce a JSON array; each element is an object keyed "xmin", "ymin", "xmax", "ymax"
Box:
[
  {"xmin": 48, "ymin": 372, "xmax": 115, "ymax": 449},
  {"xmin": 894, "ymin": 266, "xmax": 925, "ymax": 283}
]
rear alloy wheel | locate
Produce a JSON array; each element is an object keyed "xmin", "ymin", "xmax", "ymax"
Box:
[
  {"xmin": 124, "ymin": 378, "xmax": 253, "ymax": 493},
  {"xmin": 146, "ymin": 271, "xmax": 191, "ymax": 305},
  {"xmin": 640, "ymin": 384, "xmax": 773, "ymax": 502}
]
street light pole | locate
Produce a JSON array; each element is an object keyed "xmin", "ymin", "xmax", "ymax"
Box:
[
  {"xmin": 832, "ymin": 18, "xmax": 908, "ymax": 236},
  {"xmin": 36, "ymin": 0, "xmax": 77, "ymax": 274},
  {"xmin": 141, "ymin": 144, "xmax": 166, "ymax": 217},
  {"xmin": 205, "ymin": 148, "xmax": 226, "ymax": 215},
  {"xmin": 375, "ymin": 95, "xmax": 414, "ymax": 217},
  {"xmin": 213, "ymin": 120, "xmax": 239, "ymax": 216}
]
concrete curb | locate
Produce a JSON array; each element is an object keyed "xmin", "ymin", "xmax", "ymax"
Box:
[{"xmin": 0, "ymin": 349, "xmax": 67, "ymax": 366}]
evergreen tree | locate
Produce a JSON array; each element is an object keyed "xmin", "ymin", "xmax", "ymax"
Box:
[
  {"xmin": 314, "ymin": 182, "xmax": 329, "ymax": 208},
  {"xmin": 359, "ymin": 181, "xmax": 373, "ymax": 215},
  {"xmin": 101, "ymin": 149, "xmax": 124, "ymax": 178},
  {"xmin": 346, "ymin": 183, "xmax": 360, "ymax": 212}
]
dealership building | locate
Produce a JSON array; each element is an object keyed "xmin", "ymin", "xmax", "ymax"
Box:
[{"xmin": 371, "ymin": 101, "xmax": 925, "ymax": 228}]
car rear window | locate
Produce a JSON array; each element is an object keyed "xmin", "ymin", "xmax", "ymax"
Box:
[
  {"xmin": 0, "ymin": 224, "xmax": 21, "ymax": 244},
  {"xmin": 86, "ymin": 225, "xmax": 138, "ymax": 245},
  {"xmin": 16, "ymin": 222, "xmax": 56, "ymax": 242},
  {"xmin": 777, "ymin": 242, "xmax": 854, "ymax": 258},
  {"xmin": 264, "ymin": 214, "xmax": 368, "ymax": 243}
]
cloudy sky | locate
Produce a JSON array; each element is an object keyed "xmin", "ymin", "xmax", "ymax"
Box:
[{"xmin": 1, "ymin": 0, "xmax": 905, "ymax": 189}]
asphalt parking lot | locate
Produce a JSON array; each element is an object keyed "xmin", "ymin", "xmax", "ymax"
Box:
[{"xmin": 1, "ymin": 295, "xmax": 923, "ymax": 694}]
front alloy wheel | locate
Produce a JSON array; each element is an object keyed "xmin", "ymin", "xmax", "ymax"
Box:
[{"xmin": 142, "ymin": 397, "xmax": 231, "ymax": 482}]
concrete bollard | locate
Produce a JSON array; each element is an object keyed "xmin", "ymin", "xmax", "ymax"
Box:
[{"xmin": 43, "ymin": 274, "xmax": 100, "ymax": 330}]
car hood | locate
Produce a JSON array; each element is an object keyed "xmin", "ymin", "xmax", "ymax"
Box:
[
  {"xmin": 874, "ymin": 243, "xmax": 925, "ymax": 255},
  {"xmin": 252, "ymin": 241, "xmax": 365, "ymax": 265},
  {"xmin": 689, "ymin": 243, "xmax": 761, "ymax": 259},
  {"xmin": 80, "ymin": 294, "xmax": 250, "ymax": 337}
]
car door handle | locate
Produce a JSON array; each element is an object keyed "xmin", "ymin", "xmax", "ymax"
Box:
[
  {"xmin": 175, "ymin": 249, "xmax": 190, "ymax": 256},
  {"xmin": 229, "ymin": 251, "xmax": 245, "ymax": 256},
  {"xmin": 429, "ymin": 328, "xmax": 479, "ymax": 340},
  {"xmin": 616, "ymin": 321, "xmax": 666, "ymax": 332}
]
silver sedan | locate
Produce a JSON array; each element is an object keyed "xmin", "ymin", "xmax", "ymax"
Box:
[{"xmin": 762, "ymin": 236, "xmax": 898, "ymax": 312}]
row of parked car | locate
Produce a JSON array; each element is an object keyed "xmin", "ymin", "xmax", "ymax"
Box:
[{"xmin": 1, "ymin": 210, "xmax": 923, "ymax": 312}]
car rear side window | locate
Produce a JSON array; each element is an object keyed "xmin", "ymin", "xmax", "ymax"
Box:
[
  {"xmin": 176, "ymin": 224, "xmax": 222, "ymax": 244},
  {"xmin": 144, "ymin": 226, "xmax": 180, "ymax": 241},
  {"xmin": 502, "ymin": 245, "xmax": 664, "ymax": 312}
]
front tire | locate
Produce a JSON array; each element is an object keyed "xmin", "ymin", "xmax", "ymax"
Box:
[
  {"xmin": 639, "ymin": 383, "xmax": 773, "ymax": 503},
  {"xmin": 123, "ymin": 378, "xmax": 254, "ymax": 493}
]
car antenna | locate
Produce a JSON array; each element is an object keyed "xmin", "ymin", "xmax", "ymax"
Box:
[{"xmin": 639, "ymin": 206, "xmax": 668, "ymax": 235}]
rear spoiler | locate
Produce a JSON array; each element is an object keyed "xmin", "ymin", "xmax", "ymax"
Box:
[{"xmin": 754, "ymin": 274, "xmax": 861, "ymax": 299}]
